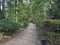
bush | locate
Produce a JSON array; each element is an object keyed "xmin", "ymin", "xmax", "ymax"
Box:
[
  {"xmin": 0, "ymin": 19, "xmax": 19, "ymax": 35},
  {"xmin": 0, "ymin": 18, "xmax": 28, "ymax": 35},
  {"xmin": 18, "ymin": 21, "xmax": 28, "ymax": 28},
  {"xmin": 0, "ymin": 11, "xmax": 5, "ymax": 20},
  {"xmin": 42, "ymin": 19, "xmax": 60, "ymax": 33},
  {"xmin": 39, "ymin": 19, "xmax": 60, "ymax": 45}
]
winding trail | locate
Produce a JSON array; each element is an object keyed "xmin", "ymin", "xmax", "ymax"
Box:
[{"xmin": 1, "ymin": 23, "xmax": 41, "ymax": 45}]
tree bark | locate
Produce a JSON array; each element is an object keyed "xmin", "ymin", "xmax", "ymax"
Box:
[
  {"xmin": 2, "ymin": 0, "xmax": 5, "ymax": 10},
  {"xmin": 15, "ymin": 0, "xmax": 18, "ymax": 23}
]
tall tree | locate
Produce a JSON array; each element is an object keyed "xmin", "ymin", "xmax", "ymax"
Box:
[
  {"xmin": 0, "ymin": 0, "xmax": 5, "ymax": 19},
  {"xmin": 2, "ymin": 0, "xmax": 5, "ymax": 10},
  {"xmin": 15, "ymin": 0, "xmax": 18, "ymax": 23}
]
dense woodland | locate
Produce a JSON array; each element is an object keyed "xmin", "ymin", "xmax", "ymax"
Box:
[{"xmin": 0, "ymin": 0, "xmax": 60, "ymax": 45}]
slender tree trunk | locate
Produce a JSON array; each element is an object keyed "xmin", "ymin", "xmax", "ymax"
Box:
[
  {"xmin": 0, "ymin": 0, "xmax": 6, "ymax": 19},
  {"xmin": 15, "ymin": 0, "xmax": 18, "ymax": 23},
  {"xmin": 2, "ymin": 0, "xmax": 5, "ymax": 10}
]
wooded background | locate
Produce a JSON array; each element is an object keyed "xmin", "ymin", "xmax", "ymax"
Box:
[{"xmin": 0, "ymin": 0, "xmax": 60, "ymax": 45}]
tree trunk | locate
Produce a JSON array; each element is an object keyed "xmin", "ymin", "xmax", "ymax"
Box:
[
  {"xmin": 2, "ymin": 0, "xmax": 5, "ymax": 10},
  {"xmin": 15, "ymin": 0, "xmax": 18, "ymax": 23}
]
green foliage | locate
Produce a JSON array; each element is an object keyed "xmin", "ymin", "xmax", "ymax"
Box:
[
  {"xmin": 0, "ymin": 11, "xmax": 5, "ymax": 20},
  {"xmin": 0, "ymin": 19, "xmax": 19, "ymax": 35},
  {"xmin": 1, "ymin": 1, "xmax": 60, "ymax": 45},
  {"xmin": 0, "ymin": 18, "xmax": 28, "ymax": 35},
  {"xmin": 17, "ymin": 21, "xmax": 28, "ymax": 28},
  {"xmin": 47, "ymin": 0, "xmax": 60, "ymax": 19},
  {"xmin": 40, "ymin": 19, "xmax": 60, "ymax": 33},
  {"xmin": 42, "ymin": 20, "xmax": 56, "ymax": 32},
  {"xmin": 38, "ymin": 19, "xmax": 60, "ymax": 45},
  {"xmin": 0, "ymin": 32, "xmax": 3, "ymax": 40}
]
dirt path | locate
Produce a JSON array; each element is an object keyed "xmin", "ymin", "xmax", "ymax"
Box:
[{"xmin": 1, "ymin": 23, "xmax": 41, "ymax": 45}]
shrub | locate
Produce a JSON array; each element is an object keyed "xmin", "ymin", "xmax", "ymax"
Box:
[
  {"xmin": 18, "ymin": 21, "xmax": 28, "ymax": 28},
  {"xmin": 42, "ymin": 20, "xmax": 56, "ymax": 32},
  {"xmin": 0, "ymin": 11, "xmax": 5, "ymax": 20},
  {"xmin": 0, "ymin": 18, "xmax": 28, "ymax": 35},
  {"xmin": 39, "ymin": 19, "xmax": 60, "ymax": 45},
  {"xmin": 0, "ymin": 33, "xmax": 3, "ymax": 40},
  {"xmin": 0, "ymin": 19, "xmax": 19, "ymax": 35},
  {"xmin": 42, "ymin": 19, "xmax": 60, "ymax": 33}
]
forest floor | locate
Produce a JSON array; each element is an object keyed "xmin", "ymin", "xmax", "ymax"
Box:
[{"xmin": 0, "ymin": 23, "xmax": 41, "ymax": 45}]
